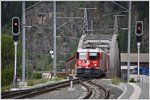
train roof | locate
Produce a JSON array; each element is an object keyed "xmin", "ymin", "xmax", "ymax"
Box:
[{"xmin": 77, "ymin": 48, "xmax": 104, "ymax": 53}]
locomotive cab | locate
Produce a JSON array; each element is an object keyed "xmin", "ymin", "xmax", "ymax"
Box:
[{"xmin": 76, "ymin": 49, "xmax": 106, "ymax": 78}]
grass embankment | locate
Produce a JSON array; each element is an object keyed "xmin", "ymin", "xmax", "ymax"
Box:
[
  {"xmin": 2, "ymin": 84, "xmax": 12, "ymax": 92},
  {"xmin": 2, "ymin": 76, "xmax": 67, "ymax": 92},
  {"xmin": 111, "ymin": 77, "xmax": 126, "ymax": 85},
  {"xmin": 27, "ymin": 79, "xmax": 49, "ymax": 86},
  {"xmin": 27, "ymin": 77, "xmax": 65, "ymax": 86}
]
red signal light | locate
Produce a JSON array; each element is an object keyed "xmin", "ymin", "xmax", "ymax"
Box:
[
  {"xmin": 136, "ymin": 23, "xmax": 142, "ymax": 33},
  {"xmin": 135, "ymin": 21, "xmax": 143, "ymax": 36},
  {"xmin": 14, "ymin": 23, "xmax": 18, "ymax": 26},
  {"xmin": 12, "ymin": 17, "xmax": 20, "ymax": 35}
]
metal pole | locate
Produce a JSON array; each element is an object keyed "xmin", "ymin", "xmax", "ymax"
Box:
[
  {"xmin": 22, "ymin": 1, "xmax": 26, "ymax": 82},
  {"xmin": 91, "ymin": 20, "xmax": 93, "ymax": 34},
  {"xmin": 113, "ymin": 15, "xmax": 125, "ymax": 35},
  {"xmin": 13, "ymin": 42, "xmax": 18, "ymax": 88},
  {"xmin": 83, "ymin": 8, "xmax": 88, "ymax": 34},
  {"xmin": 79, "ymin": 8, "xmax": 96, "ymax": 35},
  {"xmin": 127, "ymin": 1, "xmax": 131, "ymax": 83},
  {"xmin": 53, "ymin": 1, "xmax": 57, "ymax": 77},
  {"xmin": 114, "ymin": 15, "xmax": 118, "ymax": 34},
  {"xmin": 137, "ymin": 42, "xmax": 140, "ymax": 76}
]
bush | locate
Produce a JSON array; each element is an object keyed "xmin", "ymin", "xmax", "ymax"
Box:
[
  {"xmin": 1, "ymin": 84, "xmax": 12, "ymax": 92},
  {"xmin": 33, "ymin": 72, "xmax": 42, "ymax": 79},
  {"xmin": 1, "ymin": 67, "xmax": 14, "ymax": 86},
  {"xmin": 57, "ymin": 72, "xmax": 67, "ymax": 79},
  {"xmin": 2, "ymin": 34, "xmax": 14, "ymax": 68},
  {"xmin": 27, "ymin": 79, "xmax": 48, "ymax": 86},
  {"xmin": 111, "ymin": 77, "xmax": 125, "ymax": 85},
  {"xmin": 49, "ymin": 77, "xmax": 65, "ymax": 81},
  {"xmin": 130, "ymin": 78, "xmax": 136, "ymax": 82}
]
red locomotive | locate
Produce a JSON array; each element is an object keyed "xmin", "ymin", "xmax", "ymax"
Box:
[{"xmin": 76, "ymin": 48, "xmax": 109, "ymax": 78}]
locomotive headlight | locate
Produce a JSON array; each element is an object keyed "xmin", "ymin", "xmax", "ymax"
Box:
[{"xmin": 94, "ymin": 64, "xmax": 97, "ymax": 66}]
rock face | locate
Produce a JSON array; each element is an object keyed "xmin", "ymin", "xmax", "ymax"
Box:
[{"xmin": 25, "ymin": 1, "xmax": 149, "ymax": 71}]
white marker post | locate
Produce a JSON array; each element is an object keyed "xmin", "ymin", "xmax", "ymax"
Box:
[
  {"xmin": 68, "ymin": 75, "xmax": 75, "ymax": 91},
  {"xmin": 137, "ymin": 42, "xmax": 141, "ymax": 76},
  {"xmin": 13, "ymin": 42, "xmax": 18, "ymax": 88},
  {"xmin": 137, "ymin": 42, "xmax": 140, "ymax": 82}
]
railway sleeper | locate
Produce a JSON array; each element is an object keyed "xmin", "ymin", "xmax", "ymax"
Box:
[{"xmin": 88, "ymin": 81, "xmax": 110, "ymax": 99}]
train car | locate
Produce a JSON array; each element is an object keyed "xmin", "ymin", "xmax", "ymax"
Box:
[{"xmin": 76, "ymin": 48, "xmax": 109, "ymax": 78}]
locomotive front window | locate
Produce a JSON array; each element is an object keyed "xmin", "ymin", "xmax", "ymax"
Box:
[
  {"xmin": 89, "ymin": 52, "xmax": 98, "ymax": 60},
  {"xmin": 79, "ymin": 53, "xmax": 86, "ymax": 60}
]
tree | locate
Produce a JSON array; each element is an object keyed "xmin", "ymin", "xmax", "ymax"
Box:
[
  {"xmin": 1, "ymin": 67, "xmax": 14, "ymax": 86},
  {"xmin": 2, "ymin": 34, "xmax": 14, "ymax": 68}
]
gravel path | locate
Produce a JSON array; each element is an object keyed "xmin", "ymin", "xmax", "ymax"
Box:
[
  {"xmin": 94, "ymin": 79, "xmax": 123, "ymax": 99},
  {"xmin": 31, "ymin": 84, "xmax": 84, "ymax": 99}
]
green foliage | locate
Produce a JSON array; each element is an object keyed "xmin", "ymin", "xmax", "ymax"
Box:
[
  {"xmin": 70, "ymin": 46, "xmax": 77, "ymax": 57},
  {"xmin": 1, "ymin": 67, "xmax": 14, "ymax": 86},
  {"xmin": 27, "ymin": 79, "xmax": 48, "ymax": 86},
  {"xmin": 33, "ymin": 72, "xmax": 42, "ymax": 79},
  {"xmin": 57, "ymin": 72, "xmax": 67, "ymax": 79},
  {"xmin": 17, "ymin": 67, "xmax": 22, "ymax": 78},
  {"xmin": 27, "ymin": 75, "xmax": 66, "ymax": 86},
  {"xmin": 111, "ymin": 77, "xmax": 125, "ymax": 85},
  {"xmin": 42, "ymin": 64, "xmax": 52, "ymax": 71},
  {"xmin": 2, "ymin": 34, "xmax": 14, "ymax": 68},
  {"xmin": 130, "ymin": 78, "xmax": 136, "ymax": 83},
  {"xmin": 2, "ymin": 84, "xmax": 12, "ymax": 92},
  {"xmin": 2, "ymin": 22, "xmax": 12, "ymax": 35},
  {"xmin": 1, "ymin": 33, "xmax": 22, "ymax": 68},
  {"xmin": 17, "ymin": 41, "xmax": 22, "ymax": 63},
  {"xmin": 36, "ymin": 67, "xmax": 42, "ymax": 71},
  {"xmin": 1, "ymin": 34, "xmax": 22, "ymax": 88},
  {"xmin": 51, "ymin": 77, "xmax": 65, "ymax": 81}
]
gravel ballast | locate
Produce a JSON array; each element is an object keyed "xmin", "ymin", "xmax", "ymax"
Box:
[
  {"xmin": 31, "ymin": 84, "xmax": 84, "ymax": 99},
  {"xmin": 93, "ymin": 79, "xmax": 123, "ymax": 99},
  {"xmin": 30, "ymin": 78, "xmax": 123, "ymax": 99}
]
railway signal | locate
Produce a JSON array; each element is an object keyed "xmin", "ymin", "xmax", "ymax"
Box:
[
  {"xmin": 13, "ymin": 35, "xmax": 19, "ymax": 42},
  {"xmin": 135, "ymin": 21, "xmax": 143, "ymax": 82},
  {"xmin": 135, "ymin": 21, "xmax": 143, "ymax": 36},
  {"xmin": 12, "ymin": 17, "xmax": 20, "ymax": 35},
  {"xmin": 12, "ymin": 17, "xmax": 20, "ymax": 89},
  {"xmin": 135, "ymin": 21, "xmax": 143, "ymax": 43}
]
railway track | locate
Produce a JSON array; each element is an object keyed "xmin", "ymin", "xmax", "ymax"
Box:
[
  {"xmin": 2, "ymin": 79, "xmax": 80, "ymax": 99},
  {"xmin": 2, "ymin": 78, "xmax": 109, "ymax": 99},
  {"xmin": 80, "ymin": 79, "xmax": 109, "ymax": 99}
]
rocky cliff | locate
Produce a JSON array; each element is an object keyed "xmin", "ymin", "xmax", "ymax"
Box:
[{"xmin": 2, "ymin": 1, "xmax": 149, "ymax": 73}]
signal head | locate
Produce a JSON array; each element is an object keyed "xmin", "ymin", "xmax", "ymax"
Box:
[
  {"xmin": 135, "ymin": 21, "xmax": 143, "ymax": 36},
  {"xmin": 12, "ymin": 17, "xmax": 20, "ymax": 35}
]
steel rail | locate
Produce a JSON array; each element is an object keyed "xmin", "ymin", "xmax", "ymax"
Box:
[
  {"xmin": 2, "ymin": 79, "xmax": 79, "ymax": 99},
  {"xmin": 79, "ymin": 82, "xmax": 93, "ymax": 99},
  {"xmin": 88, "ymin": 81, "xmax": 109, "ymax": 99}
]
